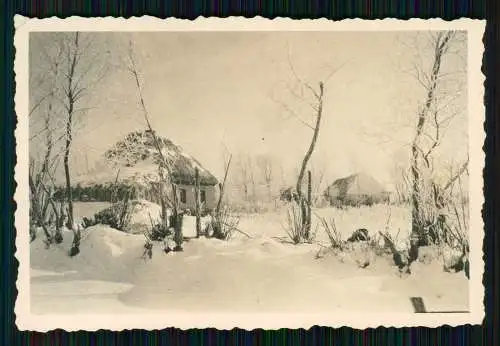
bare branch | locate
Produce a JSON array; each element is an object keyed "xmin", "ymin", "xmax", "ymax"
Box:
[
  {"xmin": 127, "ymin": 40, "xmax": 177, "ymax": 209},
  {"xmin": 72, "ymin": 87, "xmax": 88, "ymax": 103},
  {"xmin": 403, "ymin": 62, "xmax": 431, "ymax": 89},
  {"xmin": 286, "ymin": 44, "xmax": 320, "ymax": 100},
  {"xmin": 443, "ymin": 157, "xmax": 469, "ymax": 192},
  {"xmin": 29, "ymin": 92, "xmax": 52, "ymax": 117},
  {"xmin": 29, "ymin": 116, "xmax": 67, "ymax": 142},
  {"xmin": 281, "ymin": 104, "xmax": 315, "ymax": 130},
  {"xmin": 270, "ymin": 94, "xmax": 315, "ymax": 130},
  {"xmin": 323, "ymin": 58, "xmax": 351, "ymax": 85},
  {"xmin": 285, "ymin": 83, "xmax": 319, "ymax": 112},
  {"xmin": 296, "ymin": 82, "xmax": 324, "ymax": 198},
  {"xmin": 216, "ymin": 154, "xmax": 232, "ymax": 213},
  {"xmin": 423, "ymin": 109, "xmax": 441, "ymax": 165}
]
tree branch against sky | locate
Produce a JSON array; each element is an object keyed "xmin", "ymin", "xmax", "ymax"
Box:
[
  {"xmin": 30, "ymin": 31, "xmax": 467, "ymax": 190},
  {"xmin": 276, "ymin": 44, "xmax": 348, "ymax": 199},
  {"xmin": 406, "ymin": 31, "xmax": 469, "ymax": 248},
  {"xmin": 29, "ymin": 32, "xmax": 112, "ymax": 229}
]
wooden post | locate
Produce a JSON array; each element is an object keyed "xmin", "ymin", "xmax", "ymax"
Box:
[
  {"xmin": 195, "ymin": 168, "xmax": 201, "ymax": 237},
  {"xmin": 173, "ymin": 211, "xmax": 183, "ymax": 252}
]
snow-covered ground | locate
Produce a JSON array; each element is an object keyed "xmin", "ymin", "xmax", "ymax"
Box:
[
  {"xmin": 73, "ymin": 201, "xmax": 112, "ymax": 219},
  {"xmin": 30, "ymin": 202, "xmax": 469, "ymax": 315}
]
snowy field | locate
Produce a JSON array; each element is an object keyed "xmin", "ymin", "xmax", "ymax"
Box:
[{"xmin": 30, "ymin": 202, "xmax": 469, "ymax": 314}]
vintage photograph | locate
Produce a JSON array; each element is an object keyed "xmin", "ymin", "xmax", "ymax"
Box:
[{"xmin": 15, "ymin": 17, "xmax": 485, "ymax": 330}]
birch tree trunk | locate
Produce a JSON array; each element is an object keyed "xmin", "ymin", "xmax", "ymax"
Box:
[{"xmin": 410, "ymin": 32, "xmax": 452, "ymax": 245}]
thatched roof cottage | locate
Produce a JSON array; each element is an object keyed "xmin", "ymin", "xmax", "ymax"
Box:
[
  {"xmin": 73, "ymin": 130, "xmax": 219, "ymax": 211},
  {"xmin": 324, "ymin": 172, "xmax": 389, "ymax": 207}
]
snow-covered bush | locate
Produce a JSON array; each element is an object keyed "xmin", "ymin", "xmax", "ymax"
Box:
[
  {"xmin": 93, "ymin": 199, "xmax": 132, "ymax": 231},
  {"xmin": 211, "ymin": 206, "xmax": 239, "ymax": 240}
]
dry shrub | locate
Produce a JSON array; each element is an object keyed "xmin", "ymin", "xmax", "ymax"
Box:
[
  {"xmin": 212, "ymin": 206, "xmax": 240, "ymax": 240},
  {"xmin": 149, "ymin": 223, "xmax": 172, "ymax": 241},
  {"xmin": 377, "ymin": 206, "xmax": 414, "ymax": 272},
  {"xmin": 315, "ymin": 218, "xmax": 379, "ymax": 268},
  {"xmin": 29, "ymin": 166, "xmax": 66, "ymax": 246},
  {"xmin": 142, "ymin": 233, "xmax": 154, "ymax": 261},
  {"xmin": 444, "ymin": 175, "xmax": 469, "ymax": 251},
  {"xmin": 439, "ymin": 176, "xmax": 469, "ymax": 277},
  {"xmin": 318, "ymin": 215, "xmax": 344, "ymax": 249},
  {"xmin": 282, "ymin": 200, "xmax": 314, "ymax": 244},
  {"xmin": 412, "ymin": 181, "xmax": 445, "ymax": 246},
  {"xmin": 379, "ymin": 229, "xmax": 413, "ymax": 273},
  {"xmin": 411, "ymin": 170, "xmax": 470, "ymax": 277},
  {"xmin": 314, "ymin": 214, "xmax": 345, "ymax": 261},
  {"xmin": 144, "ymin": 212, "xmax": 171, "ymax": 241}
]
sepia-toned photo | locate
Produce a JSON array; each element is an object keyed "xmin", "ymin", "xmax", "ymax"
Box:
[{"xmin": 14, "ymin": 16, "xmax": 485, "ymax": 330}]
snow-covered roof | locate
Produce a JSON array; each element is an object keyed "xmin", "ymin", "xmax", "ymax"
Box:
[
  {"xmin": 74, "ymin": 130, "xmax": 218, "ymax": 187},
  {"xmin": 325, "ymin": 172, "xmax": 387, "ymax": 197}
]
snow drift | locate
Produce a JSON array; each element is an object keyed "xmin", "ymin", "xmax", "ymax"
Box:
[{"xmin": 30, "ymin": 225, "xmax": 145, "ymax": 282}]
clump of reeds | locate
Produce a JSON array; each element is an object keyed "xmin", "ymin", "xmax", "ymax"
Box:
[
  {"xmin": 283, "ymin": 200, "xmax": 314, "ymax": 244},
  {"xmin": 318, "ymin": 215, "xmax": 344, "ymax": 250}
]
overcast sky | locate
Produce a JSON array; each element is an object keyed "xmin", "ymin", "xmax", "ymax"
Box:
[{"xmin": 29, "ymin": 30, "xmax": 468, "ymax": 189}]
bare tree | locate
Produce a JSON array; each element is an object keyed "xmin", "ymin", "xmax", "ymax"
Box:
[
  {"xmin": 407, "ymin": 31, "xmax": 469, "ymax": 250},
  {"xmin": 256, "ymin": 155, "xmax": 273, "ymax": 200},
  {"xmin": 293, "ymin": 81, "xmax": 324, "ymax": 201},
  {"xmin": 248, "ymin": 157, "xmax": 256, "ymax": 200},
  {"xmin": 61, "ymin": 32, "xmax": 81, "ymax": 230},
  {"xmin": 237, "ymin": 155, "xmax": 254, "ymax": 202},
  {"xmin": 309, "ymin": 160, "xmax": 326, "ymax": 205},
  {"xmin": 29, "ymin": 37, "xmax": 66, "ymax": 244},
  {"xmin": 393, "ymin": 166, "xmax": 411, "ymax": 204},
  {"xmin": 127, "ymin": 41, "xmax": 184, "ymax": 251},
  {"xmin": 31, "ymin": 32, "xmax": 110, "ymax": 230},
  {"xmin": 29, "ymin": 158, "xmax": 59, "ymax": 244},
  {"xmin": 29, "ymin": 126, "xmax": 66, "ymax": 246},
  {"xmin": 279, "ymin": 163, "xmax": 287, "ymax": 187},
  {"xmin": 274, "ymin": 49, "xmax": 347, "ymax": 240}
]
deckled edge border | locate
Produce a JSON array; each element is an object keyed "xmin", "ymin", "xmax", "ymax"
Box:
[{"xmin": 13, "ymin": 15, "xmax": 487, "ymax": 331}]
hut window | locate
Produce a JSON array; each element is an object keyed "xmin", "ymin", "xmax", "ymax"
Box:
[
  {"xmin": 180, "ymin": 188, "xmax": 187, "ymax": 204},
  {"xmin": 200, "ymin": 190, "xmax": 206, "ymax": 204}
]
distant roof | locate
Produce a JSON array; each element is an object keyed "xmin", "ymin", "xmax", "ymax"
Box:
[
  {"xmin": 325, "ymin": 172, "xmax": 387, "ymax": 197},
  {"xmin": 74, "ymin": 130, "xmax": 218, "ymax": 187}
]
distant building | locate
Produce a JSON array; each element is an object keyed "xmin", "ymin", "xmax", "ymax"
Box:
[{"xmin": 323, "ymin": 172, "xmax": 389, "ymax": 207}]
